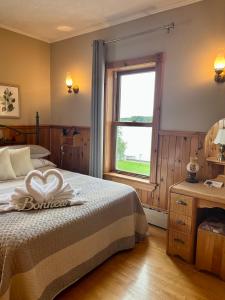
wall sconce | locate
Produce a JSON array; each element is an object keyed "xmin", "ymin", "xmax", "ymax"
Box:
[
  {"xmin": 214, "ymin": 53, "xmax": 225, "ymax": 83},
  {"xmin": 65, "ymin": 73, "xmax": 79, "ymax": 94}
]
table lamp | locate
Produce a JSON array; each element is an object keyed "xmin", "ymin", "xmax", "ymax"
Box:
[
  {"xmin": 186, "ymin": 156, "xmax": 199, "ymax": 183},
  {"xmin": 214, "ymin": 128, "xmax": 225, "ymax": 161}
]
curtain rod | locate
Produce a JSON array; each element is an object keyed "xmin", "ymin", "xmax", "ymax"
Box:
[{"xmin": 104, "ymin": 22, "xmax": 175, "ymax": 45}]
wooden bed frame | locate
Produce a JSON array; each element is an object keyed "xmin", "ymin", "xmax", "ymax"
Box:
[{"xmin": 0, "ymin": 112, "xmax": 40, "ymax": 146}]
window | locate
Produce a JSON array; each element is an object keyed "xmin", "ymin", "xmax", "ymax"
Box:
[
  {"xmin": 114, "ymin": 69, "xmax": 155, "ymax": 177},
  {"xmin": 104, "ymin": 54, "xmax": 162, "ymax": 182}
]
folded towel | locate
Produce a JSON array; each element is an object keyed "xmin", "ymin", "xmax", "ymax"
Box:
[
  {"xmin": 0, "ymin": 193, "xmax": 15, "ymax": 211},
  {"xmin": 0, "ymin": 203, "xmax": 15, "ymax": 212},
  {"xmin": 25, "ymin": 169, "xmax": 63, "ymax": 202},
  {"xmin": 0, "ymin": 197, "xmax": 84, "ymax": 212},
  {"xmin": 0, "ymin": 193, "xmax": 11, "ymax": 204},
  {"xmin": 0, "ymin": 169, "xmax": 84, "ymax": 212},
  {"xmin": 25, "ymin": 169, "xmax": 72, "ymax": 202}
]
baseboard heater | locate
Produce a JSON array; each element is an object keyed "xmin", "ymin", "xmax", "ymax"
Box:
[{"xmin": 143, "ymin": 207, "xmax": 168, "ymax": 229}]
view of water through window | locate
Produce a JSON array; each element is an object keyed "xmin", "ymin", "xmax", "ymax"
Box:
[{"xmin": 115, "ymin": 71, "xmax": 155, "ymax": 176}]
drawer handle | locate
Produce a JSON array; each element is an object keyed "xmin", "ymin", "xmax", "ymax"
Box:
[
  {"xmin": 174, "ymin": 238, "xmax": 185, "ymax": 244},
  {"xmin": 176, "ymin": 200, "xmax": 187, "ymax": 206},
  {"xmin": 176, "ymin": 220, "xmax": 186, "ymax": 226}
]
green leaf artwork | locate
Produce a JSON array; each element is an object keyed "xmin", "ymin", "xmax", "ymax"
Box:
[{"xmin": 0, "ymin": 88, "xmax": 16, "ymax": 112}]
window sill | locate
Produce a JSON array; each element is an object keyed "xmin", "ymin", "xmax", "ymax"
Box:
[{"xmin": 104, "ymin": 172, "xmax": 156, "ymax": 192}]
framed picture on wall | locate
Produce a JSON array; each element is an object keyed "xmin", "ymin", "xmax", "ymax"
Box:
[{"xmin": 0, "ymin": 84, "xmax": 20, "ymax": 118}]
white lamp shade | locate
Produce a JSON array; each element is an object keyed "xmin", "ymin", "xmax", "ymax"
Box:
[
  {"xmin": 214, "ymin": 54, "xmax": 225, "ymax": 71},
  {"xmin": 214, "ymin": 128, "xmax": 225, "ymax": 145}
]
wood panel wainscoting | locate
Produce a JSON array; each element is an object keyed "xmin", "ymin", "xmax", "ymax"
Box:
[
  {"xmin": 49, "ymin": 125, "xmax": 90, "ymax": 175},
  {"xmin": 104, "ymin": 130, "xmax": 223, "ymax": 212},
  {"xmin": 153, "ymin": 130, "xmax": 222, "ymax": 211},
  {"xmin": 0, "ymin": 124, "xmax": 90, "ymax": 175},
  {"xmin": 2, "ymin": 125, "xmax": 222, "ymax": 212}
]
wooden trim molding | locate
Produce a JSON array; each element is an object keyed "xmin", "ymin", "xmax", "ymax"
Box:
[
  {"xmin": 104, "ymin": 172, "xmax": 156, "ymax": 192},
  {"xmin": 50, "ymin": 125, "xmax": 90, "ymax": 130},
  {"xmin": 104, "ymin": 68, "xmax": 114, "ymax": 173},
  {"xmin": 159, "ymin": 130, "xmax": 206, "ymax": 136},
  {"xmin": 112, "ymin": 121, "xmax": 152, "ymax": 127},
  {"xmin": 150, "ymin": 53, "xmax": 164, "ymax": 184},
  {"xmin": 106, "ymin": 53, "xmax": 163, "ymax": 69},
  {"xmin": 104, "ymin": 53, "xmax": 163, "ymax": 184}
]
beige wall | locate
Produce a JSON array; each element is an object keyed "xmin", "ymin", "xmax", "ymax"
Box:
[
  {"xmin": 0, "ymin": 28, "xmax": 50, "ymax": 125},
  {"xmin": 51, "ymin": 0, "xmax": 225, "ymax": 132}
]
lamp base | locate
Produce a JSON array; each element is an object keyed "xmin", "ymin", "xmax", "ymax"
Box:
[
  {"xmin": 218, "ymin": 144, "xmax": 225, "ymax": 161},
  {"xmin": 215, "ymin": 72, "xmax": 225, "ymax": 83},
  {"xmin": 186, "ymin": 172, "xmax": 198, "ymax": 183}
]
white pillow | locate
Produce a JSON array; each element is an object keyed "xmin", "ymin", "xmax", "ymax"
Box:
[
  {"xmin": 31, "ymin": 158, "xmax": 56, "ymax": 169},
  {"xmin": 0, "ymin": 148, "xmax": 16, "ymax": 180},
  {"xmin": 9, "ymin": 147, "xmax": 34, "ymax": 177},
  {"xmin": 29, "ymin": 145, "xmax": 51, "ymax": 158},
  {"xmin": 2, "ymin": 144, "xmax": 51, "ymax": 158}
]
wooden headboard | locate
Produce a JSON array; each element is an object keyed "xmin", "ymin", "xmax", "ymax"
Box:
[{"xmin": 0, "ymin": 112, "xmax": 40, "ymax": 146}]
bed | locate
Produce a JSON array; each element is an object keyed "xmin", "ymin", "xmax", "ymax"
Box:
[
  {"xmin": 0, "ymin": 167, "xmax": 148, "ymax": 300},
  {"xmin": 0, "ymin": 116, "xmax": 148, "ymax": 299}
]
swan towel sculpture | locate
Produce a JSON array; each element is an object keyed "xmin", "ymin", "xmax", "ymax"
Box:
[{"xmin": 0, "ymin": 169, "xmax": 84, "ymax": 212}]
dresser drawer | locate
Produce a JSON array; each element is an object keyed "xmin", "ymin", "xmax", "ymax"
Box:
[
  {"xmin": 169, "ymin": 212, "xmax": 192, "ymax": 233},
  {"xmin": 170, "ymin": 193, "xmax": 193, "ymax": 217},
  {"xmin": 168, "ymin": 230, "xmax": 193, "ymax": 262}
]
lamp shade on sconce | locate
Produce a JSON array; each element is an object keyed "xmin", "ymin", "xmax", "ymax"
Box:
[
  {"xmin": 65, "ymin": 74, "xmax": 73, "ymax": 88},
  {"xmin": 65, "ymin": 73, "xmax": 79, "ymax": 94},
  {"xmin": 214, "ymin": 54, "xmax": 225, "ymax": 71},
  {"xmin": 214, "ymin": 128, "xmax": 225, "ymax": 145}
]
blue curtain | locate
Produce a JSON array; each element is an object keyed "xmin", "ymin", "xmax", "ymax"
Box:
[{"xmin": 89, "ymin": 40, "xmax": 106, "ymax": 178}]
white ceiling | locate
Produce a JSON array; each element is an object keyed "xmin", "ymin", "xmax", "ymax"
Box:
[{"xmin": 0, "ymin": 0, "xmax": 202, "ymax": 43}]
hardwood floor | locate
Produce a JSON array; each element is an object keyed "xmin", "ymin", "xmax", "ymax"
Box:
[{"xmin": 56, "ymin": 226, "xmax": 225, "ymax": 300}]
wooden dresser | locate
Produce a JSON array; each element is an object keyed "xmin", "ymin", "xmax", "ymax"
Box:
[
  {"xmin": 167, "ymin": 178, "xmax": 225, "ymax": 264},
  {"xmin": 167, "ymin": 190, "xmax": 196, "ymax": 263}
]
